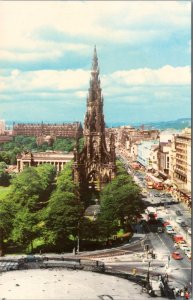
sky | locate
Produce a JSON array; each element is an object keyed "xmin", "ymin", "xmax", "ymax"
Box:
[{"xmin": 0, "ymin": 1, "xmax": 191, "ymax": 125}]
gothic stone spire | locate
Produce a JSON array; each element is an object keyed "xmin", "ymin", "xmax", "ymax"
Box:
[{"xmin": 73, "ymin": 47, "xmax": 116, "ymax": 191}]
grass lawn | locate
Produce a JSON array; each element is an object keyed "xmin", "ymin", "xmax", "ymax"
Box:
[{"xmin": 0, "ymin": 186, "xmax": 11, "ymax": 200}]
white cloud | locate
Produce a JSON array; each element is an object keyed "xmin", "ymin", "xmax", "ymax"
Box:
[
  {"xmin": 107, "ymin": 65, "xmax": 190, "ymax": 87},
  {"xmin": 0, "ymin": 1, "xmax": 190, "ymax": 55},
  {"xmin": 0, "ymin": 65, "xmax": 190, "ymax": 103},
  {"xmin": 75, "ymin": 91, "xmax": 87, "ymax": 98},
  {"xmin": 0, "ymin": 69, "xmax": 90, "ymax": 93}
]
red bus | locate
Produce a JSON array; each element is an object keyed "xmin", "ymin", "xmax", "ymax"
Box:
[{"xmin": 153, "ymin": 182, "xmax": 164, "ymax": 190}]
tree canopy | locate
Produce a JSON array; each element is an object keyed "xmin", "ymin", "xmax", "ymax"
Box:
[
  {"xmin": 0, "ymin": 136, "xmax": 82, "ymax": 165},
  {"xmin": 0, "ymin": 162, "xmax": 10, "ymax": 186},
  {"xmin": 7, "ymin": 164, "xmax": 56, "ymax": 252},
  {"xmin": 98, "ymin": 163, "xmax": 143, "ymax": 237},
  {"xmin": 42, "ymin": 163, "xmax": 83, "ymax": 251}
]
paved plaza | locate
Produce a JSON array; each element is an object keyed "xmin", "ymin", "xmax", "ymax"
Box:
[{"xmin": 0, "ymin": 269, "xmax": 166, "ymax": 300}]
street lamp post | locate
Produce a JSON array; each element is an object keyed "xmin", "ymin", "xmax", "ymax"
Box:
[
  {"xmin": 76, "ymin": 220, "xmax": 80, "ymax": 254},
  {"xmin": 167, "ymin": 255, "xmax": 170, "ymax": 269},
  {"xmin": 0, "ymin": 212, "xmax": 4, "ymax": 257},
  {"xmin": 147, "ymin": 261, "xmax": 151, "ymax": 283}
]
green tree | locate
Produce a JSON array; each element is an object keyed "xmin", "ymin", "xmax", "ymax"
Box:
[
  {"xmin": 43, "ymin": 163, "xmax": 83, "ymax": 251},
  {"xmin": 9, "ymin": 165, "xmax": 56, "ymax": 251},
  {"xmin": 11, "ymin": 207, "xmax": 39, "ymax": 252},
  {"xmin": 53, "ymin": 138, "xmax": 76, "ymax": 152},
  {"xmin": 10, "ymin": 167, "xmax": 44, "ymax": 207},
  {"xmin": 99, "ymin": 172, "xmax": 143, "ymax": 238},
  {"xmin": 0, "ymin": 196, "xmax": 17, "ymax": 256},
  {"xmin": 36, "ymin": 164, "xmax": 56, "ymax": 201},
  {"xmin": 0, "ymin": 162, "xmax": 10, "ymax": 186}
]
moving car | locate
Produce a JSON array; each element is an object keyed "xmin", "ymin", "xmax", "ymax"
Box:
[
  {"xmin": 179, "ymin": 244, "xmax": 189, "ymax": 251},
  {"xmin": 175, "ymin": 210, "xmax": 183, "ymax": 216},
  {"xmin": 154, "ymin": 193, "xmax": 161, "ymax": 197},
  {"xmin": 186, "ymin": 251, "xmax": 191, "ymax": 259},
  {"xmin": 166, "ymin": 228, "xmax": 176, "ymax": 234},
  {"xmin": 180, "ymin": 221, "xmax": 187, "ymax": 227},
  {"xmin": 172, "ymin": 252, "xmax": 183, "ymax": 260},
  {"xmin": 176, "ymin": 217, "xmax": 183, "ymax": 224}
]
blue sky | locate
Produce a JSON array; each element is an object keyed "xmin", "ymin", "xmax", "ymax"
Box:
[{"xmin": 0, "ymin": 1, "xmax": 191, "ymax": 125}]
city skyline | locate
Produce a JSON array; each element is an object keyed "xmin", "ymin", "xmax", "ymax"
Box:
[{"xmin": 0, "ymin": 1, "xmax": 191, "ymax": 124}]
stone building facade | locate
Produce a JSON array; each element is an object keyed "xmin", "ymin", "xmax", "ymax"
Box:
[
  {"xmin": 13, "ymin": 122, "xmax": 83, "ymax": 139},
  {"xmin": 72, "ymin": 47, "xmax": 116, "ymax": 191},
  {"xmin": 172, "ymin": 128, "xmax": 191, "ymax": 192},
  {"xmin": 0, "ymin": 120, "xmax": 5, "ymax": 135},
  {"xmin": 17, "ymin": 151, "xmax": 73, "ymax": 172}
]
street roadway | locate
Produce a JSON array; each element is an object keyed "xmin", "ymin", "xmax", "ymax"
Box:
[{"xmin": 117, "ymin": 152, "xmax": 191, "ymax": 291}]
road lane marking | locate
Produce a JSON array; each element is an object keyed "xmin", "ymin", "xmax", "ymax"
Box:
[{"xmin": 156, "ymin": 233, "xmax": 166, "ymax": 248}]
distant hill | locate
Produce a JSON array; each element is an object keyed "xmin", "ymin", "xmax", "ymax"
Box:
[
  {"xmin": 107, "ymin": 118, "xmax": 191, "ymax": 130},
  {"xmin": 142, "ymin": 118, "xmax": 191, "ymax": 130},
  {"xmin": 5, "ymin": 118, "xmax": 191, "ymax": 130}
]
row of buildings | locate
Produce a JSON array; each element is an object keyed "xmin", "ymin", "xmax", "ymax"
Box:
[
  {"xmin": 114, "ymin": 126, "xmax": 191, "ymax": 207},
  {"xmin": 1, "ymin": 118, "xmax": 191, "ymax": 199},
  {"xmin": 0, "ymin": 120, "xmax": 83, "ymax": 145}
]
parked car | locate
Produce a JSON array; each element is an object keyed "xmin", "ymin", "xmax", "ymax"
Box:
[
  {"xmin": 164, "ymin": 203, "xmax": 170, "ymax": 208},
  {"xmin": 172, "ymin": 252, "xmax": 183, "ymax": 260},
  {"xmin": 174, "ymin": 243, "xmax": 180, "ymax": 249},
  {"xmin": 163, "ymin": 221, "xmax": 171, "ymax": 227},
  {"xmin": 179, "ymin": 244, "xmax": 189, "ymax": 251},
  {"xmin": 166, "ymin": 225, "xmax": 173, "ymax": 230},
  {"xmin": 175, "ymin": 210, "xmax": 183, "ymax": 216},
  {"xmin": 161, "ymin": 198, "xmax": 167, "ymax": 202},
  {"xmin": 173, "ymin": 235, "xmax": 184, "ymax": 243},
  {"xmin": 184, "ymin": 248, "xmax": 191, "ymax": 255},
  {"xmin": 166, "ymin": 228, "xmax": 176, "ymax": 235},
  {"xmin": 154, "ymin": 193, "xmax": 161, "ymax": 197},
  {"xmin": 187, "ymin": 227, "xmax": 192, "ymax": 235},
  {"xmin": 180, "ymin": 221, "xmax": 187, "ymax": 227},
  {"xmin": 161, "ymin": 194, "xmax": 166, "ymax": 198},
  {"xmin": 186, "ymin": 251, "xmax": 191, "ymax": 259},
  {"xmin": 166, "ymin": 193, "xmax": 172, "ymax": 198},
  {"xmin": 177, "ymin": 240, "xmax": 187, "ymax": 245},
  {"xmin": 176, "ymin": 217, "xmax": 183, "ymax": 224}
]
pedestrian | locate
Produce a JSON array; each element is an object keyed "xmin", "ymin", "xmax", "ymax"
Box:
[
  {"xmin": 180, "ymin": 289, "xmax": 184, "ymax": 298},
  {"xmin": 164, "ymin": 273, "xmax": 168, "ymax": 282},
  {"xmin": 185, "ymin": 291, "xmax": 190, "ymax": 299},
  {"xmin": 175, "ymin": 287, "xmax": 179, "ymax": 297}
]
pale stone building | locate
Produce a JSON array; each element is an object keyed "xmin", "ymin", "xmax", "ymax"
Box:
[
  {"xmin": 0, "ymin": 120, "xmax": 5, "ymax": 135},
  {"xmin": 137, "ymin": 140, "xmax": 159, "ymax": 168},
  {"xmin": 17, "ymin": 151, "xmax": 74, "ymax": 172},
  {"xmin": 173, "ymin": 128, "xmax": 191, "ymax": 192}
]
